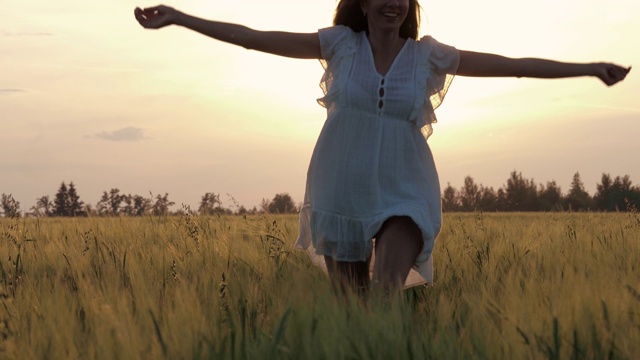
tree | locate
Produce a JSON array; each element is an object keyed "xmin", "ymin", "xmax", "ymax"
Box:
[
  {"xmin": 477, "ymin": 186, "xmax": 500, "ymax": 212},
  {"xmin": 565, "ymin": 172, "xmax": 592, "ymax": 211},
  {"xmin": 594, "ymin": 173, "xmax": 615, "ymax": 211},
  {"xmin": 121, "ymin": 194, "xmax": 135, "ymax": 216},
  {"xmin": 118, "ymin": 194, "xmax": 152, "ymax": 216},
  {"xmin": 97, "ymin": 188, "xmax": 124, "ymax": 216},
  {"xmin": 266, "ymin": 193, "xmax": 297, "ymax": 214},
  {"xmin": 459, "ymin": 176, "xmax": 482, "ymax": 211},
  {"xmin": 84, "ymin": 203, "xmax": 97, "ymax": 217},
  {"xmin": 1, "ymin": 194, "xmax": 21, "ymax": 218},
  {"xmin": 132, "ymin": 195, "xmax": 152, "ymax": 216},
  {"xmin": 53, "ymin": 182, "xmax": 70, "ymax": 216},
  {"xmin": 198, "ymin": 192, "xmax": 223, "ymax": 215},
  {"xmin": 538, "ymin": 181, "xmax": 563, "ymax": 211},
  {"xmin": 441, "ymin": 183, "xmax": 459, "ymax": 212},
  {"xmin": 67, "ymin": 182, "xmax": 86, "ymax": 216},
  {"xmin": 504, "ymin": 171, "xmax": 538, "ymax": 211},
  {"xmin": 33, "ymin": 195, "xmax": 54, "ymax": 217},
  {"xmin": 594, "ymin": 174, "xmax": 640, "ymax": 211},
  {"xmin": 152, "ymin": 193, "xmax": 175, "ymax": 216},
  {"xmin": 235, "ymin": 205, "xmax": 248, "ymax": 215},
  {"xmin": 260, "ymin": 198, "xmax": 270, "ymax": 214}
]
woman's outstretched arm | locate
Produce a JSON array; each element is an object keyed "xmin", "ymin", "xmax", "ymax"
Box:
[
  {"xmin": 457, "ymin": 50, "xmax": 631, "ymax": 86},
  {"xmin": 134, "ymin": 5, "xmax": 322, "ymax": 59}
]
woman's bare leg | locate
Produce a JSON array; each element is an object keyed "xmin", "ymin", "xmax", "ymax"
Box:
[
  {"xmin": 324, "ymin": 256, "xmax": 370, "ymax": 297},
  {"xmin": 373, "ymin": 216, "xmax": 423, "ymax": 292}
]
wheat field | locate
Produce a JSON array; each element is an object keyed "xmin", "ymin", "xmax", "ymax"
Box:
[{"xmin": 0, "ymin": 212, "xmax": 639, "ymax": 359}]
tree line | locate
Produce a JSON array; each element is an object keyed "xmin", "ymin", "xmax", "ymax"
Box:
[
  {"xmin": 443, "ymin": 171, "xmax": 640, "ymax": 212},
  {"xmin": 2, "ymin": 171, "xmax": 639, "ymax": 218},
  {"xmin": 0, "ymin": 182, "xmax": 299, "ymax": 218}
]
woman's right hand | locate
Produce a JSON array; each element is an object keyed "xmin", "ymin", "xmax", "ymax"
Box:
[
  {"xmin": 134, "ymin": 5, "xmax": 180, "ymax": 29},
  {"xmin": 133, "ymin": 5, "xmax": 321, "ymax": 59}
]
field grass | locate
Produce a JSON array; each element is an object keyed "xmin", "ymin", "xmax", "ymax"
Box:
[{"xmin": 0, "ymin": 211, "xmax": 639, "ymax": 359}]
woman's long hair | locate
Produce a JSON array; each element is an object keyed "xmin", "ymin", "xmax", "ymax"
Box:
[{"xmin": 333, "ymin": 0, "xmax": 421, "ymax": 39}]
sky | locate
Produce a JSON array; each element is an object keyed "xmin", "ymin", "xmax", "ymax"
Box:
[{"xmin": 2, "ymin": 0, "xmax": 639, "ymax": 212}]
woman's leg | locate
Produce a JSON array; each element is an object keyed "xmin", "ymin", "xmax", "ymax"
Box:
[
  {"xmin": 373, "ymin": 216, "xmax": 423, "ymax": 291},
  {"xmin": 324, "ymin": 256, "xmax": 371, "ymax": 297}
]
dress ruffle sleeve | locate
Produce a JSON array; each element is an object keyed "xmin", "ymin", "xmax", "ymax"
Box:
[
  {"xmin": 317, "ymin": 26, "xmax": 357, "ymax": 109},
  {"xmin": 416, "ymin": 36, "xmax": 459, "ymax": 139}
]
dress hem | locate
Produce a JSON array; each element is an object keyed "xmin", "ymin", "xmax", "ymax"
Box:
[{"xmin": 295, "ymin": 204, "xmax": 438, "ymax": 288}]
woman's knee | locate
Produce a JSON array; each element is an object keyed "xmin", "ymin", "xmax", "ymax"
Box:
[{"xmin": 377, "ymin": 216, "xmax": 422, "ymax": 245}]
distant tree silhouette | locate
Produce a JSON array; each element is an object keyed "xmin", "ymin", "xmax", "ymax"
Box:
[
  {"xmin": 496, "ymin": 188, "xmax": 507, "ymax": 209},
  {"xmin": 84, "ymin": 203, "xmax": 97, "ymax": 217},
  {"xmin": 538, "ymin": 181, "xmax": 563, "ymax": 211},
  {"xmin": 33, "ymin": 195, "xmax": 54, "ymax": 217},
  {"xmin": 618, "ymin": 176, "xmax": 640, "ymax": 210},
  {"xmin": 265, "ymin": 193, "xmax": 297, "ymax": 214},
  {"xmin": 5, "ymin": 172, "xmax": 638, "ymax": 217},
  {"xmin": 199, "ymin": 192, "xmax": 224, "ymax": 215},
  {"xmin": 613, "ymin": 175, "xmax": 637, "ymax": 210},
  {"xmin": 53, "ymin": 182, "xmax": 71, "ymax": 216},
  {"xmin": 115, "ymin": 194, "xmax": 152, "ymax": 216},
  {"xmin": 67, "ymin": 182, "xmax": 86, "ymax": 216},
  {"xmin": 260, "ymin": 198, "xmax": 270, "ymax": 213},
  {"xmin": 504, "ymin": 171, "xmax": 538, "ymax": 211},
  {"xmin": 565, "ymin": 172, "xmax": 592, "ymax": 211},
  {"xmin": 594, "ymin": 173, "xmax": 615, "ymax": 211},
  {"xmin": 441, "ymin": 183, "xmax": 459, "ymax": 212},
  {"xmin": 440, "ymin": 171, "xmax": 640, "ymax": 213},
  {"xmin": 152, "ymin": 193, "xmax": 175, "ymax": 216},
  {"xmin": 97, "ymin": 189, "xmax": 124, "ymax": 216},
  {"xmin": 478, "ymin": 186, "xmax": 500, "ymax": 212},
  {"xmin": 236, "ymin": 205, "xmax": 248, "ymax": 215},
  {"xmin": 1, "ymin": 194, "xmax": 21, "ymax": 218},
  {"xmin": 460, "ymin": 176, "xmax": 481, "ymax": 211},
  {"xmin": 132, "ymin": 195, "xmax": 152, "ymax": 216},
  {"xmin": 594, "ymin": 174, "xmax": 640, "ymax": 211},
  {"xmin": 121, "ymin": 194, "xmax": 135, "ymax": 216}
]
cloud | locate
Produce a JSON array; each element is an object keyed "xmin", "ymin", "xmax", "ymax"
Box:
[
  {"xmin": 0, "ymin": 88, "xmax": 25, "ymax": 93},
  {"xmin": 89, "ymin": 126, "xmax": 149, "ymax": 142}
]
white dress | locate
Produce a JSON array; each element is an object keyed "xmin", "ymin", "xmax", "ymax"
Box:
[{"xmin": 294, "ymin": 26, "xmax": 459, "ymax": 288}]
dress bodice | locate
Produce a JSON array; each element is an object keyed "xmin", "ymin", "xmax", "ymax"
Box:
[
  {"xmin": 346, "ymin": 33, "xmax": 418, "ymax": 122},
  {"xmin": 317, "ymin": 25, "xmax": 459, "ymax": 138}
]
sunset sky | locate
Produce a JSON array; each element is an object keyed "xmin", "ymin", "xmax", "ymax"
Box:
[{"xmin": 2, "ymin": 0, "xmax": 639, "ymax": 212}]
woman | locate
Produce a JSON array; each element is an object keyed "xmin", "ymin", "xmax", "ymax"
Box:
[{"xmin": 134, "ymin": 1, "xmax": 630, "ymax": 295}]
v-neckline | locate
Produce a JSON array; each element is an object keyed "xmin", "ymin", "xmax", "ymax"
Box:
[{"xmin": 363, "ymin": 34, "xmax": 409, "ymax": 78}]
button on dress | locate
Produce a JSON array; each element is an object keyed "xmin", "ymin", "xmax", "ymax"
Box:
[{"xmin": 295, "ymin": 25, "xmax": 459, "ymax": 288}]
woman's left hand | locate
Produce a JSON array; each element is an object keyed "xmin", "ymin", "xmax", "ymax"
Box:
[{"xmin": 593, "ymin": 63, "xmax": 631, "ymax": 86}]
